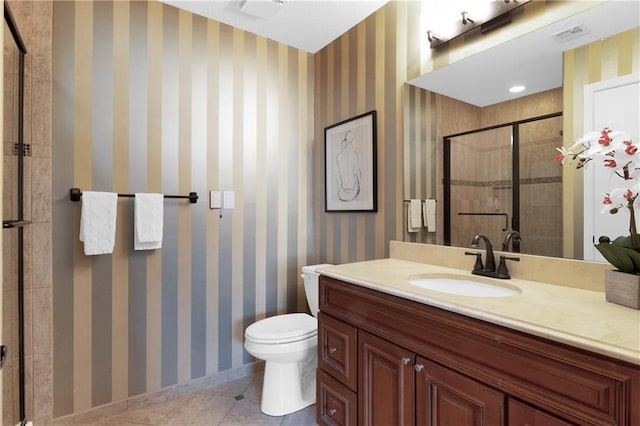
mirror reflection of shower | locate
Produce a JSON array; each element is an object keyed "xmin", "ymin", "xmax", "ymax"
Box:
[{"xmin": 444, "ymin": 113, "xmax": 563, "ymax": 257}]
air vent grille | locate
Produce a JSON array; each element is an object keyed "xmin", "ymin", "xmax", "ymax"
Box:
[
  {"xmin": 552, "ymin": 24, "xmax": 590, "ymax": 43},
  {"xmin": 239, "ymin": 0, "xmax": 285, "ymax": 20}
]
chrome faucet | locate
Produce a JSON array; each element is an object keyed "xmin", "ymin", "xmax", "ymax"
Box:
[
  {"xmin": 502, "ymin": 230, "xmax": 521, "ymax": 252},
  {"xmin": 466, "ymin": 234, "xmax": 519, "ymax": 279}
]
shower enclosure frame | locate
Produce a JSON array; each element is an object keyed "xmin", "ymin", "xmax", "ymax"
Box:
[
  {"xmin": 443, "ymin": 111, "xmax": 562, "ymax": 248},
  {"xmin": 2, "ymin": 2, "xmax": 29, "ymax": 424}
]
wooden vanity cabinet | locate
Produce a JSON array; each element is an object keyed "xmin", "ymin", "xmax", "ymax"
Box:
[{"xmin": 317, "ymin": 275, "xmax": 640, "ymax": 426}]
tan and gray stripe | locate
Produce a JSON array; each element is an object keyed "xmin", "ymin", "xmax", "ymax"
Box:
[
  {"xmin": 314, "ymin": 1, "xmax": 428, "ymax": 263},
  {"xmin": 52, "ymin": 0, "xmax": 313, "ymax": 416},
  {"xmin": 50, "ymin": 0, "xmax": 615, "ymax": 417}
]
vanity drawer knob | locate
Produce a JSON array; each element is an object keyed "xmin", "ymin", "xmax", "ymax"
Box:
[
  {"xmin": 414, "ymin": 363, "xmax": 425, "ymax": 372},
  {"xmin": 401, "ymin": 357, "xmax": 411, "ymax": 365},
  {"xmin": 329, "ymin": 347, "xmax": 337, "ymax": 354},
  {"xmin": 328, "ymin": 408, "xmax": 337, "ymax": 416}
]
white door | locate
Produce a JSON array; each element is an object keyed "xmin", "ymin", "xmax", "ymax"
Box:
[{"xmin": 583, "ymin": 73, "xmax": 640, "ymax": 261}]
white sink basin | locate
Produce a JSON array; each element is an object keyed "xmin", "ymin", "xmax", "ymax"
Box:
[{"xmin": 408, "ymin": 275, "xmax": 520, "ymax": 298}]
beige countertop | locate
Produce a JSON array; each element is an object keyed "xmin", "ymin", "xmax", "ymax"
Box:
[{"xmin": 318, "ymin": 258, "xmax": 640, "ymax": 366}]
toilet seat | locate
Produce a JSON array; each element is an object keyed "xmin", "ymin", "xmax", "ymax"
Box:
[{"xmin": 245, "ymin": 313, "xmax": 317, "ymax": 344}]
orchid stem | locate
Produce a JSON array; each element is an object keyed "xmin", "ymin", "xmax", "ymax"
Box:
[{"xmin": 630, "ymin": 200, "xmax": 638, "ymax": 251}]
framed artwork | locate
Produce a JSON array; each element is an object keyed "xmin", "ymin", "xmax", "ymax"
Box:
[{"xmin": 325, "ymin": 110, "xmax": 377, "ymax": 212}]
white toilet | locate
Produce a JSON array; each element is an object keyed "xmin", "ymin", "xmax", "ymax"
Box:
[{"xmin": 244, "ymin": 264, "xmax": 331, "ymax": 416}]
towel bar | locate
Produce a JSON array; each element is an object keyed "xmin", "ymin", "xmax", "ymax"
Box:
[{"xmin": 69, "ymin": 188, "xmax": 199, "ymax": 204}]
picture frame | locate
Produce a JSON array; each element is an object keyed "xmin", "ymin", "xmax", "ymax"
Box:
[{"xmin": 325, "ymin": 110, "xmax": 377, "ymax": 212}]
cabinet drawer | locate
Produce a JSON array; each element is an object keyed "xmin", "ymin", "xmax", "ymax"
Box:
[
  {"xmin": 318, "ymin": 370, "xmax": 357, "ymax": 426},
  {"xmin": 318, "ymin": 312, "xmax": 358, "ymax": 391}
]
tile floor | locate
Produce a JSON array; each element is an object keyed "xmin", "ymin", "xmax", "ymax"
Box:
[{"xmin": 62, "ymin": 374, "xmax": 318, "ymax": 426}]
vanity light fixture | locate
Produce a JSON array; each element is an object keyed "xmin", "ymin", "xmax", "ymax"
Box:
[
  {"xmin": 427, "ymin": 30, "xmax": 440, "ymax": 44},
  {"xmin": 427, "ymin": 0, "xmax": 531, "ymax": 49},
  {"xmin": 509, "ymin": 85, "xmax": 526, "ymax": 93},
  {"xmin": 461, "ymin": 11, "xmax": 474, "ymax": 26}
]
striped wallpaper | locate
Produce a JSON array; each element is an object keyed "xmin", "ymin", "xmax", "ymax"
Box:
[
  {"xmin": 47, "ymin": 0, "xmax": 635, "ymax": 419},
  {"xmin": 51, "ymin": 0, "xmax": 313, "ymax": 416},
  {"xmin": 562, "ymin": 27, "xmax": 639, "ymax": 258},
  {"xmin": 313, "ymin": 1, "xmax": 426, "ymax": 263},
  {"xmin": 402, "ymin": 83, "xmax": 437, "ymax": 245}
]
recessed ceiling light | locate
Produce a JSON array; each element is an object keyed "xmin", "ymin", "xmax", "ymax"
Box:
[{"xmin": 509, "ymin": 85, "xmax": 526, "ymax": 93}]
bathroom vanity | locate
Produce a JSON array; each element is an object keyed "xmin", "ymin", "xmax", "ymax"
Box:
[{"xmin": 315, "ymin": 250, "xmax": 640, "ymax": 425}]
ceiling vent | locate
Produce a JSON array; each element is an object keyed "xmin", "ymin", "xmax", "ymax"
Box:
[
  {"xmin": 239, "ymin": 0, "xmax": 286, "ymax": 20},
  {"xmin": 552, "ymin": 23, "xmax": 590, "ymax": 44}
]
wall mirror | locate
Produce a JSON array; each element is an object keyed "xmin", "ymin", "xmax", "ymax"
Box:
[{"xmin": 403, "ymin": 1, "xmax": 639, "ymax": 261}]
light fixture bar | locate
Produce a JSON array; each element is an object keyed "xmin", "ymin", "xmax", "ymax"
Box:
[{"xmin": 428, "ymin": 0, "xmax": 531, "ymax": 49}]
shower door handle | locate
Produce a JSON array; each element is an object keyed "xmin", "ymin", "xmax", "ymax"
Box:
[
  {"xmin": 0, "ymin": 345, "xmax": 6, "ymax": 368},
  {"xmin": 3, "ymin": 220, "xmax": 31, "ymax": 229}
]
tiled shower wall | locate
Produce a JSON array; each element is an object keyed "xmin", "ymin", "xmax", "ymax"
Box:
[{"xmin": 2, "ymin": 0, "xmax": 53, "ymax": 424}]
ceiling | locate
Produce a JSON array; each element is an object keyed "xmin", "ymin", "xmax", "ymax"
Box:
[
  {"xmin": 160, "ymin": 0, "xmax": 390, "ymax": 53},
  {"xmin": 159, "ymin": 1, "xmax": 638, "ymax": 106},
  {"xmin": 409, "ymin": 1, "xmax": 640, "ymax": 107}
]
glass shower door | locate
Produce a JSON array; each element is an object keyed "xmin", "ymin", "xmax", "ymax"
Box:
[
  {"xmin": 444, "ymin": 112, "xmax": 563, "ymax": 256},
  {"xmin": 3, "ymin": 3, "xmax": 28, "ymax": 424},
  {"xmin": 519, "ymin": 116, "xmax": 563, "ymax": 257},
  {"xmin": 448, "ymin": 127, "xmax": 513, "ymax": 249}
]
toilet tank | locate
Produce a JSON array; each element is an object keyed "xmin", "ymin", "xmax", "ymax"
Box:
[{"xmin": 301, "ymin": 264, "xmax": 333, "ymax": 317}]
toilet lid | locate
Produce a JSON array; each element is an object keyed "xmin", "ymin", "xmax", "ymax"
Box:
[{"xmin": 245, "ymin": 313, "xmax": 317, "ymax": 344}]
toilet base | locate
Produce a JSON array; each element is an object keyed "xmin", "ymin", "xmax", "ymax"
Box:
[{"xmin": 260, "ymin": 351, "xmax": 317, "ymax": 416}]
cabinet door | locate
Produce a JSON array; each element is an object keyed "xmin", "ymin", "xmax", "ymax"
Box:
[
  {"xmin": 358, "ymin": 331, "xmax": 415, "ymax": 426},
  {"xmin": 318, "ymin": 312, "xmax": 358, "ymax": 391},
  {"xmin": 415, "ymin": 356, "xmax": 504, "ymax": 426},
  {"xmin": 508, "ymin": 399, "xmax": 575, "ymax": 426}
]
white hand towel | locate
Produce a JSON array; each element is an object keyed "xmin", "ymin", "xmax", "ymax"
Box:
[
  {"xmin": 408, "ymin": 199, "xmax": 421, "ymax": 233},
  {"xmin": 79, "ymin": 191, "xmax": 118, "ymax": 256},
  {"xmin": 423, "ymin": 199, "xmax": 437, "ymax": 232},
  {"xmin": 135, "ymin": 193, "xmax": 164, "ymax": 251}
]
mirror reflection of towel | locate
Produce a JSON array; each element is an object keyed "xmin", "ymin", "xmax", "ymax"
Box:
[
  {"xmin": 135, "ymin": 193, "xmax": 164, "ymax": 250},
  {"xmin": 408, "ymin": 199, "xmax": 421, "ymax": 233},
  {"xmin": 79, "ymin": 191, "xmax": 118, "ymax": 255}
]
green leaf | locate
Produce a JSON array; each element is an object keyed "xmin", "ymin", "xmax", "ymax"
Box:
[
  {"xmin": 612, "ymin": 235, "xmax": 640, "ymax": 249},
  {"xmin": 612, "ymin": 236, "xmax": 634, "ymax": 248},
  {"xmin": 621, "ymin": 247, "xmax": 640, "ymax": 272},
  {"xmin": 595, "ymin": 243, "xmax": 636, "ymax": 273}
]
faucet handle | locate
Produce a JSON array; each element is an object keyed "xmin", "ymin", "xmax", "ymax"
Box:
[
  {"xmin": 465, "ymin": 251, "xmax": 484, "ymax": 272},
  {"xmin": 496, "ymin": 255, "xmax": 520, "ymax": 278}
]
